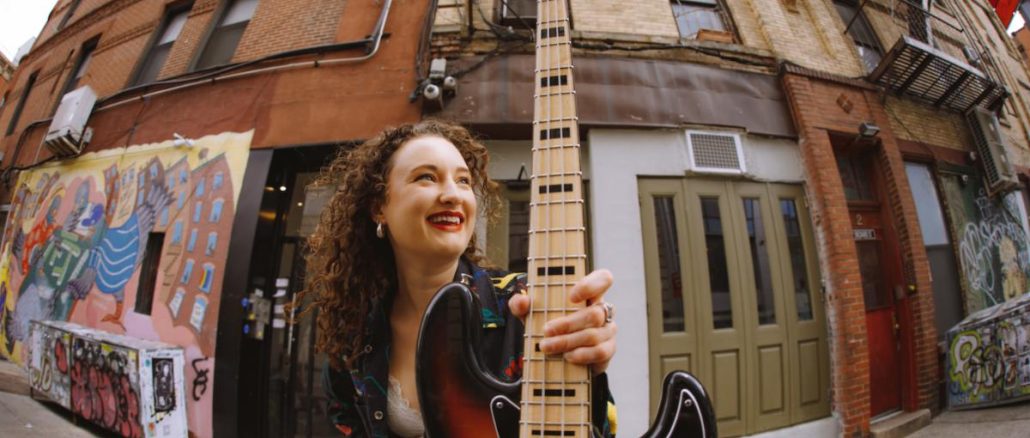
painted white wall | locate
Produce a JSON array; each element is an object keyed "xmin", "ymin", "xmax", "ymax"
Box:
[{"xmin": 587, "ymin": 128, "xmax": 804, "ymax": 435}]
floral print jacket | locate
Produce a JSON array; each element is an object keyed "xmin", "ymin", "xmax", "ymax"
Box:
[{"xmin": 322, "ymin": 257, "xmax": 617, "ymax": 437}]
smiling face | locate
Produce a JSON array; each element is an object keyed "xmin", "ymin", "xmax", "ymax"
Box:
[{"xmin": 378, "ymin": 135, "xmax": 478, "ymax": 262}]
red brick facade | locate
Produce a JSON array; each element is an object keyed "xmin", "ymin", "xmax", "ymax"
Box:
[{"xmin": 783, "ymin": 71, "xmax": 940, "ymax": 437}]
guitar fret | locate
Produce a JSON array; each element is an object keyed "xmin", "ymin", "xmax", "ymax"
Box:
[
  {"xmin": 537, "ymin": 19, "xmax": 570, "ymax": 25},
  {"xmin": 535, "ymin": 66, "xmax": 574, "ymax": 73},
  {"xmin": 532, "ymin": 144, "xmax": 580, "ymax": 151},
  {"xmin": 530, "ymin": 199, "xmax": 584, "ymax": 206},
  {"xmin": 535, "ymin": 90, "xmax": 577, "ymax": 98},
  {"xmin": 527, "ymin": 307, "xmax": 583, "ymax": 313},
  {"xmin": 520, "ymin": 404, "xmax": 591, "ymax": 409},
  {"xmin": 534, "ymin": 117, "xmax": 579, "ymax": 124},
  {"xmin": 528, "ymin": 227, "xmax": 586, "ymax": 234},
  {"xmin": 521, "ymin": 379, "xmax": 591, "ymax": 384},
  {"xmin": 520, "ymin": 420, "xmax": 591, "ymax": 425},
  {"xmin": 531, "ymin": 171, "xmax": 582, "ymax": 179},
  {"xmin": 528, "ymin": 281, "xmax": 580, "ymax": 287},
  {"xmin": 527, "ymin": 254, "xmax": 587, "ymax": 261},
  {"xmin": 537, "ymin": 41, "xmax": 572, "ymax": 48}
]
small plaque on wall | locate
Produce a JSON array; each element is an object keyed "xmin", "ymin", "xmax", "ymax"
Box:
[{"xmin": 853, "ymin": 228, "xmax": 877, "ymax": 240}]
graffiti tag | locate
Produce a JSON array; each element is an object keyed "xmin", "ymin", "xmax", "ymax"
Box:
[{"xmin": 191, "ymin": 357, "xmax": 210, "ymax": 402}]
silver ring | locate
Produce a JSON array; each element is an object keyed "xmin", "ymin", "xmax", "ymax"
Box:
[{"xmin": 600, "ymin": 302, "xmax": 615, "ymax": 324}]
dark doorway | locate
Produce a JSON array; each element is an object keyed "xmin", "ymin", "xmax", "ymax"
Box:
[{"xmin": 234, "ymin": 144, "xmax": 341, "ymax": 438}]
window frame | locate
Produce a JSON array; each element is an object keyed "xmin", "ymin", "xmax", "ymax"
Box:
[
  {"xmin": 5, "ymin": 71, "xmax": 39, "ymax": 137},
  {"xmin": 495, "ymin": 0, "xmax": 538, "ymax": 28},
  {"xmin": 670, "ymin": 0, "xmax": 733, "ymax": 41},
  {"xmin": 134, "ymin": 232, "xmax": 166, "ymax": 315},
  {"xmin": 190, "ymin": 0, "xmax": 259, "ymax": 71},
  {"xmin": 57, "ymin": 0, "xmax": 83, "ymax": 31},
  {"xmin": 54, "ymin": 36, "xmax": 99, "ymax": 114},
  {"xmin": 833, "ymin": 0, "xmax": 886, "ymax": 74},
  {"xmin": 129, "ymin": 2, "xmax": 194, "ymax": 87}
]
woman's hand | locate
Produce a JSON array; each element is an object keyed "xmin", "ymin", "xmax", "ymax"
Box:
[{"xmin": 509, "ymin": 269, "xmax": 617, "ymax": 376}]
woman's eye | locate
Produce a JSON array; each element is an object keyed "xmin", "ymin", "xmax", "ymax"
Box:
[
  {"xmin": 416, "ymin": 173, "xmax": 436, "ymax": 182},
  {"xmin": 457, "ymin": 176, "xmax": 472, "ymax": 185}
]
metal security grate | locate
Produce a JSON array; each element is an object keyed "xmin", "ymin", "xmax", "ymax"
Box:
[{"xmin": 689, "ymin": 132, "xmax": 743, "ymax": 172}]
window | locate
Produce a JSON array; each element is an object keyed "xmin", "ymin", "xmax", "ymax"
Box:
[
  {"xmin": 195, "ymin": 177, "xmax": 205, "ymax": 197},
  {"xmin": 194, "ymin": 0, "xmax": 259, "ymax": 70},
  {"xmin": 57, "ymin": 0, "xmax": 83, "ymax": 31},
  {"xmin": 133, "ymin": 4, "xmax": 191, "ymax": 85},
  {"xmin": 671, "ymin": 0, "xmax": 727, "ymax": 39},
  {"xmin": 172, "ymin": 220, "xmax": 184, "ymax": 244},
  {"xmin": 169, "ymin": 288, "xmax": 186, "ymax": 317},
  {"xmin": 5, "ymin": 71, "xmax": 38, "ymax": 136},
  {"xmin": 199, "ymin": 263, "xmax": 215, "ymax": 292},
  {"xmin": 833, "ymin": 0, "xmax": 884, "ymax": 73},
  {"xmin": 209, "ymin": 198, "xmax": 224, "ymax": 223},
  {"xmin": 497, "ymin": 0, "xmax": 537, "ymax": 27},
  {"xmin": 212, "ymin": 172, "xmax": 224, "ymax": 190},
  {"xmin": 187, "ymin": 228, "xmax": 198, "ymax": 252},
  {"xmin": 57, "ymin": 37, "xmax": 98, "ymax": 108},
  {"xmin": 193, "ymin": 201, "xmax": 203, "ymax": 223},
  {"xmin": 205, "ymin": 232, "xmax": 217, "ymax": 256},
  {"xmin": 134, "ymin": 232, "xmax": 165, "ymax": 315},
  {"xmin": 181, "ymin": 258, "xmax": 195, "ymax": 284},
  {"xmin": 700, "ymin": 197, "xmax": 733, "ymax": 329}
]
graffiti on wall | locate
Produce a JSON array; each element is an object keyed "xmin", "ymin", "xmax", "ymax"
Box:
[
  {"xmin": 948, "ymin": 292, "xmax": 1030, "ymax": 407},
  {"xmin": 29, "ymin": 320, "xmax": 188, "ymax": 437},
  {"xmin": 0, "ymin": 132, "xmax": 251, "ymax": 438},
  {"xmin": 941, "ymin": 175, "xmax": 1030, "ymax": 314}
]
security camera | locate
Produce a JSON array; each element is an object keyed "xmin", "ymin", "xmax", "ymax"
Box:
[{"xmin": 423, "ymin": 84, "xmax": 442, "ymax": 101}]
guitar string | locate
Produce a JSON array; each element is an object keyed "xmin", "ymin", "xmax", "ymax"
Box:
[
  {"xmin": 531, "ymin": 0, "xmax": 547, "ymax": 434},
  {"xmin": 553, "ymin": 0, "xmax": 568, "ymax": 434}
]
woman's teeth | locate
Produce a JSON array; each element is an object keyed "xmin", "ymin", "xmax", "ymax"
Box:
[{"xmin": 429, "ymin": 216, "xmax": 461, "ymax": 224}]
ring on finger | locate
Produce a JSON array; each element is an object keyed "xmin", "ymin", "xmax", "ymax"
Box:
[{"xmin": 599, "ymin": 302, "xmax": 615, "ymax": 325}]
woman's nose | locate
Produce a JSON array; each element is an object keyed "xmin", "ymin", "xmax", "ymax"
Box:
[{"xmin": 439, "ymin": 179, "xmax": 460, "ymax": 204}]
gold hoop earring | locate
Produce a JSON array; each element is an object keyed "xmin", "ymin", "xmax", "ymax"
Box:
[{"xmin": 376, "ymin": 222, "xmax": 385, "ymax": 239}]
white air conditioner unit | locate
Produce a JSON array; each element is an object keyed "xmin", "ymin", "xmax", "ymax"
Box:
[
  {"xmin": 967, "ymin": 107, "xmax": 1019, "ymax": 195},
  {"xmin": 44, "ymin": 85, "xmax": 97, "ymax": 158},
  {"xmin": 686, "ymin": 130, "xmax": 747, "ymax": 174}
]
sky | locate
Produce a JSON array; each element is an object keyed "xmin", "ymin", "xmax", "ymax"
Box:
[{"xmin": 0, "ymin": 0, "xmax": 58, "ymax": 62}]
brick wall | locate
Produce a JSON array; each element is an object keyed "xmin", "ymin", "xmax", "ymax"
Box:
[{"xmin": 783, "ymin": 72, "xmax": 941, "ymax": 436}]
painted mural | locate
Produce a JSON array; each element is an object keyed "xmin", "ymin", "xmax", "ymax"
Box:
[
  {"xmin": 0, "ymin": 131, "xmax": 251, "ymax": 438},
  {"xmin": 947, "ymin": 291, "xmax": 1030, "ymax": 408},
  {"xmin": 940, "ymin": 173, "xmax": 1030, "ymax": 314}
]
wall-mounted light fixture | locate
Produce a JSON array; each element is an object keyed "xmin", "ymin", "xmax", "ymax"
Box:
[{"xmin": 858, "ymin": 122, "xmax": 880, "ymax": 138}]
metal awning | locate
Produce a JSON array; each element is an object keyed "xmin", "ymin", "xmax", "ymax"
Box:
[{"xmin": 869, "ymin": 36, "xmax": 1008, "ymax": 113}]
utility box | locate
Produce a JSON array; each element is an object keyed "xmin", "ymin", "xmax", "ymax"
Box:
[
  {"xmin": 27, "ymin": 320, "xmax": 187, "ymax": 438},
  {"xmin": 946, "ymin": 292, "xmax": 1030, "ymax": 409},
  {"xmin": 44, "ymin": 85, "xmax": 97, "ymax": 157}
]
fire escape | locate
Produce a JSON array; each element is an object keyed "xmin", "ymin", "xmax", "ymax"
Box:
[{"xmin": 849, "ymin": 0, "xmax": 1009, "ymax": 113}]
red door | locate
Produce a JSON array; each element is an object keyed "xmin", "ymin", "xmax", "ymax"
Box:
[
  {"xmin": 837, "ymin": 145, "xmax": 905, "ymax": 417},
  {"xmin": 851, "ymin": 204, "xmax": 903, "ymax": 416}
]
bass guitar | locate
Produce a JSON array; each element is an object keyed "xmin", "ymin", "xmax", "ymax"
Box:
[{"xmin": 416, "ymin": 1, "xmax": 717, "ymax": 437}]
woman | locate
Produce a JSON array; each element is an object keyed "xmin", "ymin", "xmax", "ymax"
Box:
[{"xmin": 304, "ymin": 120, "xmax": 617, "ymax": 437}]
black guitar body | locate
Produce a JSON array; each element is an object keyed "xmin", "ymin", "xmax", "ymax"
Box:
[{"xmin": 416, "ymin": 282, "xmax": 718, "ymax": 438}]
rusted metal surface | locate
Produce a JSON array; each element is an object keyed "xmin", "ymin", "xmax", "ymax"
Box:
[{"xmin": 439, "ymin": 54, "xmax": 796, "ymax": 138}]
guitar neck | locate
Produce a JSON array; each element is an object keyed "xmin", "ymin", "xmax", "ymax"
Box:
[{"xmin": 521, "ymin": 0, "xmax": 592, "ymax": 435}]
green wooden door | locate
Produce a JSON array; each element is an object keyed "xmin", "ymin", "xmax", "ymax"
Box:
[{"xmin": 640, "ymin": 178, "xmax": 830, "ymax": 436}]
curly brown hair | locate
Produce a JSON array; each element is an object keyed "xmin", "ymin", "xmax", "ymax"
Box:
[{"xmin": 303, "ymin": 120, "xmax": 499, "ymax": 370}]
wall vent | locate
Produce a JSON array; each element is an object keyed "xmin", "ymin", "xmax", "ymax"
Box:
[
  {"xmin": 966, "ymin": 108, "xmax": 1018, "ymax": 196},
  {"xmin": 686, "ymin": 131, "xmax": 746, "ymax": 174}
]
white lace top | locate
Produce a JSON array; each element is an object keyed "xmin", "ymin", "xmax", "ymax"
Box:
[{"xmin": 387, "ymin": 375, "xmax": 426, "ymax": 438}]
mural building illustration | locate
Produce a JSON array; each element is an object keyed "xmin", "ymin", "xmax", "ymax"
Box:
[{"xmin": 0, "ymin": 131, "xmax": 251, "ymax": 437}]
